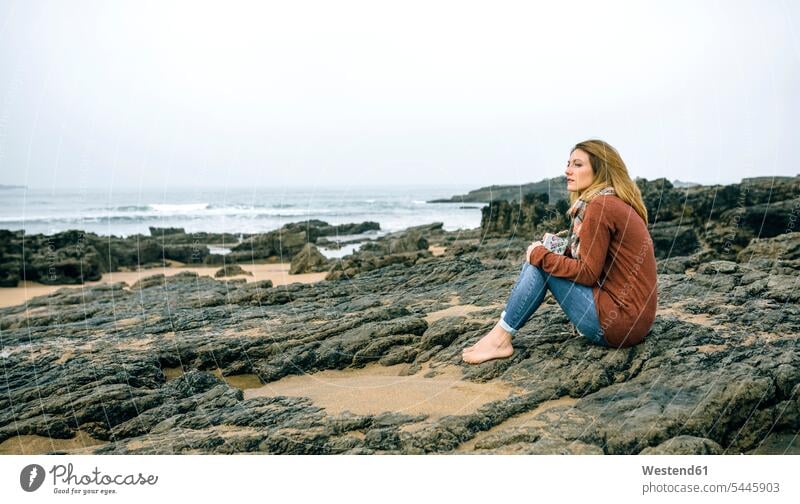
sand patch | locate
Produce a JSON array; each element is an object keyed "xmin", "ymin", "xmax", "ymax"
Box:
[
  {"xmin": 696, "ymin": 344, "xmax": 728, "ymax": 354},
  {"xmin": 0, "ymin": 430, "xmax": 107, "ymax": 455},
  {"xmin": 428, "ymin": 245, "xmax": 447, "ymax": 256},
  {"xmin": 659, "ymin": 305, "xmax": 716, "ymax": 327},
  {"xmin": 244, "ymin": 362, "xmax": 523, "ymax": 421},
  {"xmin": 114, "ymin": 317, "xmax": 141, "ymax": 327},
  {"xmin": 0, "ymin": 263, "xmax": 327, "ymax": 309},
  {"xmin": 0, "ymin": 281, "xmax": 70, "ymax": 309},
  {"xmin": 116, "ymin": 338, "xmax": 155, "ymax": 352},
  {"xmin": 742, "ymin": 331, "xmax": 793, "ymax": 346},
  {"xmin": 55, "ymin": 349, "xmax": 75, "ymax": 365},
  {"xmin": 221, "ymin": 326, "xmax": 267, "ymax": 339},
  {"xmin": 424, "ymin": 304, "xmax": 487, "ymax": 324},
  {"xmin": 455, "ymin": 395, "xmax": 578, "ymax": 452}
]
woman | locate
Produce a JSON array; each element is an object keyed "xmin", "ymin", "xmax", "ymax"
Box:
[{"xmin": 462, "ymin": 139, "xmax": 658, "ymax": 365}]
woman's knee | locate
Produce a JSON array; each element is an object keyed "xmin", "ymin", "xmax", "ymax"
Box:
[
  {"xmin": 522, "ymin": 261, "xmax": 543, "ymax": 275},
  {"xmin": 521, "ymin": 262, "xmax": 545, "ymax": 283}
]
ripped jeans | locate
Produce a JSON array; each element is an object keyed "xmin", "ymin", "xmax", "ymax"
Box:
[{"xmin": 499, "ymin": 261, "xmax": 610, "ymax": 347}]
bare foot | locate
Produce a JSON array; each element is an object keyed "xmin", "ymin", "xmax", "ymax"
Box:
[
  {"xmin": 462, "ymin": 323, "xmax": 514, "ymax": 364},
  {"xmin": 462, "ymin": 321, "xmax": 501, "ymax": 353}
]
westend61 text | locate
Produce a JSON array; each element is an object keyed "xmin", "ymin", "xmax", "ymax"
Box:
[
  {"xmin": 49, "ymin": 463, "xmax": 159, "ymax": 486},
  {"xmin": 642, "ymin": 465, "xmax": 708, "ymax": 476}
]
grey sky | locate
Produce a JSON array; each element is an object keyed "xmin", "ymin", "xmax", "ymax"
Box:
[{"xmin": 0, "ymin": 0, "xmax": 798, "ymax": 189}]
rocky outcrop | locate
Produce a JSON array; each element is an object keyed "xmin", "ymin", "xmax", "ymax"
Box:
[
  {"xmin": 737, "ymin": 232, "xmax": 800, "ymax": 262},
  {"xmin": 221, "ymin": 220, "xmax": 380, "ymax": 263},
  {"xmin": 429, "ymin": 176, "xmax": 703, "ymax": 204},
  {"xmin": 325, "ymin": 225, "xmax": 443, "ymax": 281},
  {"xmin": 214, "ymin": 264, "xmax": 254, "ymax": 278},
  {"xmin": 289, "ymin": 243, "xmax": 331, "ymax": 274},
  {"xmin": 428, "ymin": 176, "xmax": 571, "ymax": 204},
  {"xmin": 478, "ymin": 175, "xmax": 800, "ymax": 262}
]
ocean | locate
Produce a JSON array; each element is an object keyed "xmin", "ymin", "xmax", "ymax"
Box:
[{"xmin": 0, "ymin": 184, "xmax": 485, "ymax": 257}]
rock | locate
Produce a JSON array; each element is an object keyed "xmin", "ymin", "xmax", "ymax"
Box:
[
  {"xmin": 696, "ymin": 260, "xmax": 738, "ymax": 275},
  {"xmin": 446, "ymin": 242, "xmax": 479, "ymax": 257},
  {"xmin": 230, "ymin": 220, "xmax": 380, "ymax": 263},
  {"xmin": 737, "ymin": 232, "xmax": 800, "ymax": 262},
  {"xmin": 214, "ymin": 264, "xmax": 254, "ymax": 277},
  {"xmin": 0, "ymin": 228, "xmax": 227, "ymax": 287},
  {"xmin": 129, "ymin": 273, "xmax": 167, "ymax": 290},
  {"xmin": 649, "ymin": 220, "xmax": 700, "ymax": 259},
  {"xmin": 639, "ymin": 435, "xmax": 724, "ymax": 454},
  {"xmin": 289, "ymin": 243, "xmax": 330, "ymax": 274},
  {"xmin": 428, "ymin": 176, "xmax": 570, "ymax": 204},
  {"xmin": 420, "ymin": 316, "xmax": 479, "ymax": 350}
]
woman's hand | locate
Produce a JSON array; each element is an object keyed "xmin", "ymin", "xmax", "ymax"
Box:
[{"xmin": 526, "ymin": 240, "xmax": 544, "ymax": 264}]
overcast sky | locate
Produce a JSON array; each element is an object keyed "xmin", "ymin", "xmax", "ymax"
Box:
[{"xmin": 0, "ymin": 0, "xmax": 797, "ymax": 189}]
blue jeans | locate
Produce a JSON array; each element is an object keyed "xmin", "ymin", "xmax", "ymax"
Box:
[{"xmin": 499, "ymin": 261, "xmax": 610, "ymax": 347}]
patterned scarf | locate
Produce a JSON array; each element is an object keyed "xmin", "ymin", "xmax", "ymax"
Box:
[{"xmin": 564, "ymin": 186, "xmax": 616, "ymax": 260}]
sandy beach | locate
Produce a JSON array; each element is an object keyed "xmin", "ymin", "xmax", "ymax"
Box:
[{"xmin": 0, "ymin": 260, "xmax": 328, "ymax": 309}]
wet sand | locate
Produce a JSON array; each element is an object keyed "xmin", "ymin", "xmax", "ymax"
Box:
[
  {"xmin": 428, "ymin": 245, "xmax": 446, "ymax": 256},
  {"xmin": 242, "ymin": 362, "xmax": 523, "ymax": 419},
  {"xmin": 165, "ymin": 361, "xmax": 522, "ymax": 420},
  {"xmin": 0, "ymin": 430, "xmax": 106, "ymax": 455},
  {"xmin": 0, "ymin": 261, "xmax": 327, "ymax": 309}
]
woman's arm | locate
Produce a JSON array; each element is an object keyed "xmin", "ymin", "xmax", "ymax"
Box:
[{"xmin": 528, "ymin": 199, "xmax": 613, "ymax": 287}]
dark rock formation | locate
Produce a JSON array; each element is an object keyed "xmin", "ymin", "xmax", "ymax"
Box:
[
  {"xmin": 0, "ymin": 220, "xmax": 380, "ymax": 287},
  {"xmin": 325, "ymin": 224, "xmax": 444, "ymax": 281},
  {"xmin": 478, "ymin": 175, "xmax": 800, "ymax": 262},
  {"xmin": 428, "ymin": 176, "xmax": 570, "ymax": 204},
  {"xmin": 289, "ymin": 243, "xmax": 331, "ymax": 274},
  {"xmin": 148, "ymin": 227, "xmax": 241, "ymax": 243},
  {"xmin": 214, "ymin": 264, "xmax": 254, "ymax": 278},
  {"xmin": 737, "ymin": 232, "xmax": 800, "ymax": 262},
  {"xmin": 639, "ymin": 435, "xmax": 724, "ymax": 455},
  {"xmin": 225, "ymin": 220, "xmax": 379, "ymax": 263}
]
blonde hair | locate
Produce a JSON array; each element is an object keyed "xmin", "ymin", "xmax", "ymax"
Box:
[{"xmin": 568, "ymin": 139, "xmax": 648, "ymax": 224}]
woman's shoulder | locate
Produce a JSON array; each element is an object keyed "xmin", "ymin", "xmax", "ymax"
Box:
[
  {"xmin": 586, "ymin": 193, "xmax": 627, "ymax": 214},
  {"xmin": 588, "ymin": 192, "xmax": 622, "ymax": 203},
  {"xmin": 586, "ymin": 194, "xmax": 642, "ymax": 226}
]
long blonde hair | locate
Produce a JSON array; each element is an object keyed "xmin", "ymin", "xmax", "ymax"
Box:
[{"xmin": 568, "ymin": 139, "xmax": 648, "ymax": 225}]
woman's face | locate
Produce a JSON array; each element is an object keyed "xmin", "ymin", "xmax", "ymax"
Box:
[{"xmin": 565, "ymin": 149, "xmax": 594, "ymax": 192}]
